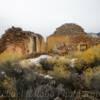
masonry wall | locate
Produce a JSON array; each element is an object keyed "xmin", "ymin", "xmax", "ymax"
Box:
[{"xmin": 47, "ymin": 34, "xmax": 70, "ymax": 52}]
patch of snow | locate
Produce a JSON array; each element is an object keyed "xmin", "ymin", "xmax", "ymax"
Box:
[
  {"xmin": 28, "ymin": 55, "xmax": 52, "ymax": 64},
  {"xmin": 19, "ymin": 55, "xmax": 52, "ymax": 68},
  {"xmin": 44, "ymin": 75, "xmax": 53, "ymax": 79}
]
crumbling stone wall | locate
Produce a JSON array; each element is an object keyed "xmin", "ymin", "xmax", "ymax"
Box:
[
  {"xmin": 0, "ymin": 27, "xmax": 45, "ymax": 62},
  {"xmin": 47, "ymin": 23, "xmax": 100, "ymax": 53},
  {"xmin": 0, "ymin": 24, "xmax": 99, "ymax": 61}
]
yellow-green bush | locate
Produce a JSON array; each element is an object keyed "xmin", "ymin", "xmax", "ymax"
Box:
[
  {"xmin": 46, "ymin": 55, "xmax": 70, "ymax": 78},
  {"xmin": 38, "ymin": 55, "xmax": 70, "ymax": 78},
  {"xmin": 53, "ymin": 64, "xmax": 70, "ymax": 78},
  {"xmin": 83, "ymin": 67, "xmax": 93, "ymax": 87},
  {"xmin": 75, "ymin": 44, "xmax": 100, "ymax": 65},
  {"xmin": 0, "ymin": 51, "xmax": 24, "ymax": 63},
  {"xmin": 83, "ymin": 65, "xmax": 100, "ymax": 88}
]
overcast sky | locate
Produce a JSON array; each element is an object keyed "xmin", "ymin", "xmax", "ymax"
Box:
[{"xmin": 0, "ymin": 0, "xmax": 100, "ymax": 37}]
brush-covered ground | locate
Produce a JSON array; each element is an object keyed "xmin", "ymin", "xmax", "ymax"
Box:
[{"xmin": 0, "ymin": 45, "xmax": 100, "ymax": 100}]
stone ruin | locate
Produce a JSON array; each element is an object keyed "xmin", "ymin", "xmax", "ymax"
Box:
[
  {"xmin": 0, "ymin": 24, "xmax": 100, "ymax": 61},
  {"xmin": 0, "ymin": 27, "xmax": 45, "ymax": 61},
  {"xmin": 47, "ymin": 23, "xmax": 100, "ymax": 54}
]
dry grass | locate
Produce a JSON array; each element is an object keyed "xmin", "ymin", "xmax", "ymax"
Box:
[
  {"xmin": 75, "ymin": 44, "xmax": 100, "ymax": 63},
  {"xmin": 0, "ymin": 51, "xmax": 24, "ymax": 63}
]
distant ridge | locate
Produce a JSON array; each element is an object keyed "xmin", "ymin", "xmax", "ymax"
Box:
[{"xmin": 97, "ymin": 32, "xmax": 100, "ymax": 36}]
